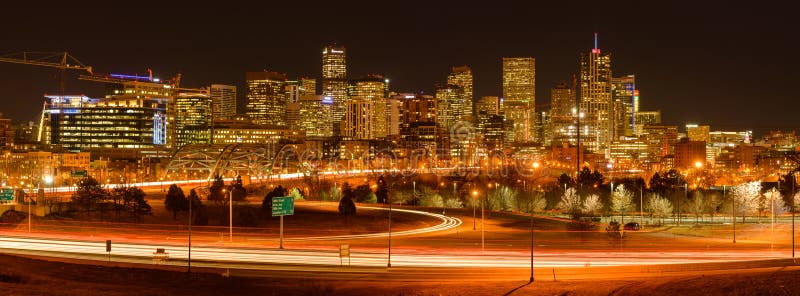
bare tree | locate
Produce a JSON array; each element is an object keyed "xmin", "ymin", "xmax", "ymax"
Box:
[{"xmin": 688, "ymin": 191, "xmax": 705, "ymax": 224}]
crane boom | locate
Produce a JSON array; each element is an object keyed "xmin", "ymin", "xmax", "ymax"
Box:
[{"xmin": 0, "ymin": 51, "xmax": 92, "ymax": 73}]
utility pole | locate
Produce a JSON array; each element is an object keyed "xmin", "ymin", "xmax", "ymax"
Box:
[{"xmin": 188, "ymin": 188, "xmax": 193, "ymax": 274}]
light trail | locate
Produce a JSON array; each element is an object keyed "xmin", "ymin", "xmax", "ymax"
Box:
[
  {"xmin": 0, "ymin": 235, "xmax": 785, "ymax": 269},
  {"xmin": 254, "ymin": 207, "xmax": 462, "ymax": 242},
  {"xmin": 41, "ymin": 169, "xmax": 387, "ymax": 192}
]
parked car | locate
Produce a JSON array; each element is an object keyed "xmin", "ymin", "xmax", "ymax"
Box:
[{"xmin": 623, "ymin": 222, "xmax": 640, "ymax": 231}]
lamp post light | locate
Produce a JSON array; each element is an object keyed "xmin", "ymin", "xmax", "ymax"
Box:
[
  {"xmin": 472, "ymin": 190, "xmax": 479, "ymax": 230},
  {"xmin": 223, "ymin": 188, "xmax": 233, "ymax": 242},
  {"xmin": 483, "ymin": 183, "xmax": 491, "ymax": 251}
]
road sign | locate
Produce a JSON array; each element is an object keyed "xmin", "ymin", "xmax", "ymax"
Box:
[
  {"xmin": 271, "ymin": 196, "xmax": 294, "ymax": 217},
  {"xmin": 71, "ymin": 170, "xmax": 88, "ymax": 177},
  {"xmin": 0, "ymin": 188, "xmax": 13, "ymax": 202}
]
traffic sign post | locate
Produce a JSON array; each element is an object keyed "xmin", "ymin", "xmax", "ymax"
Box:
[
  {"xmin": 272, "ymin": 196, "xmax": 294, "ymax": 249},
  {"xmin": 71, "ymin": 170, "xmax": 88, "ymax": 178},
  {"xmin": 0, "ymin": 188, "xmax": 14, "ymax": 203}
]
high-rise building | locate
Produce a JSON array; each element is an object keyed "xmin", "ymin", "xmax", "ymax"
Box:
[
  {"xmin": 580, "ymin": 34, "xmax": 613, "ymax": 153},
  {"xmin": 401, "ymin": 93, "xmax": 436, "ymax": 124},
  {"xmin": 342, "ymin": 99, "xmax": 374, "ymax": 140},
  {"xmin": 349, "ymin": 75, "xmax": 388, "ymax": 139},
  {"xmin": 386, "ymin": 97, "xmax": 403, "ymax": 137},
  {"xmin": 246, "ymin": 71, "xmax": 287, "ymax": 126},
  {"xmin": 502, "ymin": 57, "xmax": 536, "ymax": 142},
  {"xmin": 322, "ymin": 45, "xmax": 348, "ymax": 135},
  {"xmin": 674, "ymin": 138, "xmax": 707, "ymax": 169},
  {"xmin": 550, "ymin": 82, "xmax": 576, "ymax": 145},
  {"xmin": 643, "ymin": 124, "xmax": 678, "ymax": 161},
  {"xmin": 435, "ymin": 84, "xmax": 464, "ymax": 132},
  {"xmin": 535, "ymin": 111, "xmax": 552, "ymax": 146},
  {"xmin": 300, "ymin": 77, "xmax": 316, "ymax": 96},
  {"xmin": 0, "ymin": 113, "xmax": 13, "ymax": 150},
  {"xmin": 447, "ymin": 66, "xmax": 474, "ymax": 120},
  {"xmin": 209, "ymin": 84, "xmax": 237, "ymax": 121},
  {"xmin": 175, "ymin": 92, "xmax": 213, "ymax": 146},
  {"xmin": 634, "ymin": 111, "xmax": 661, "ymax": 135},
  {"xmin": 39, "ymin": 95, "xmax": 168, "ymax": 150},
  {"xmin": 686, "ymin": 124, "xmax": 711, "ymax": 142},
  {"xmin": 612, "ymin": 75, "xmax": 636, "ymax": 137},
  {"xmin": 475, "ymin": 96, "xmax": 500, "ymax": 133},
  {"xmin": 299, "ymin": 95, "xmax": 334, "ymax": 138}
]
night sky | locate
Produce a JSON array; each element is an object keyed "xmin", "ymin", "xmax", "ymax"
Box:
[{"xmin": 1, "ymin": 2, "xmax": 796, "ymax": 137}]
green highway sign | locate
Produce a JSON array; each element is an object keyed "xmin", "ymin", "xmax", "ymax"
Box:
[
  {"xmin": 0, "ymin": 188, "xmax": 14, "ymax": 202},
  {"xmin": 71, "ymin": 170, "xmax": 88, "ymax": 177},
  {"xmin": 272, "ymin": 196, "xmax": 294, "ymax": 217}
]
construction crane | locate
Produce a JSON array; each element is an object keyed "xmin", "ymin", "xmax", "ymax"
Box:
[{"xmin": 0, "ymin": 51, "xmax": 93, "ymax": 93}]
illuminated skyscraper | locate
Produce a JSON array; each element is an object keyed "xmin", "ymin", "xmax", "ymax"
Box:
[
  {"xmin": 502, "ymin": 57, "xmax": 536, "ymax": 142},
  {"xmin": 349, "ymin": 75, "xmax": 388, "ymax": 138},
  {"xmin": 634, "ymin": 111, "xmax": 661, "ymax": 136},
  {"xmin": 299, "ymin": 95, "xmax": 334, "ymax": 138},
  {"xmin": 475, "ymin": 96, "xmax": 500, "ymax": 134},
  {"xmin": 342, "ymin": 99, "xmax": 374, "ymax": 140},
  {"xmin": 550, "ymin": 82, "xmax": 577, "ymax": 145},
  {"xmin": 175, "ymin": 92, "xmax": 213, "ymax": 146},
  {"xmin": 686, "ymin": 124, "xmax": 711, "ymax": 142},
  {"xmin": 435, "ymin": 84, "xmax": 464, "ymax": 132},
  {"xmin": 322, "ymin": 45, "xmax": 348, "ymax": 135},
  {"xmin": 402, "ymin": 93, "xmax": 436, "ymax": 124},
  {"xmin": 246, "ymin": 71, "xmax": 287, "ymax": 126},
  {"xmin": 580, "ymin": 34, "xmax": 613, "ymax": 153},
  {"xmin": 209, "ymin": 84, "xmax": 237, "ymax": 121},
  {"xmin": 612, "ymin": 75, "xmax": 636, "ymax": 137},
  {"xmin": 300, "ymin": 77, "xmax": 316, "ymax": 96},
  {"xmin": 447, "ymin": 66, "xmax": 474, "ymax": 120}
]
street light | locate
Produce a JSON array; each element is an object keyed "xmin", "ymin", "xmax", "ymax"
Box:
[
  {"xmin": 223, "ymin": 188, "xmax": 233, "ymax": 242},
  {"xmin": 44, "ymin": 175, "xmax": 53, "ymax": 197},
  {"xmin": 471, "ymin": 190, "xmax": 479, "ymax": 230}
]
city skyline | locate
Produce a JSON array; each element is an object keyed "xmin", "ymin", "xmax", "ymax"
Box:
[{"xmin": 0, "ymin": 3, "xmax": 797, "ymax": 137}]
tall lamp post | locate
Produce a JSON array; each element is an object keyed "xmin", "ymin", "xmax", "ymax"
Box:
[
  {"xmin": 223, "ymin": 188, "xmax": 233, "ymax": 242},
  {"xmin": 472, "ymin": 190, "xmax": 479, "ymax": 230}
]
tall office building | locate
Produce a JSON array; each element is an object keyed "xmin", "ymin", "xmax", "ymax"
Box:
[
  {"xmin": 686, "ymin": 124, "xmax": 711, "ymax": 142},
  {"xmin": 475, "ymin": 96, "xmax": 500, "ymax": 133},
  {"xmin": 209, "ymin": 84, "xmax": 237, "ymax": 121},
  {"xmin": 300, "ymin": 77, "xmax": 316, "ymax": 96},
  {"xmin": 175, "ymin": 92, "xmax": 213, "ymax": 146},
  {"xmin": 342, "ymin": 99, "xmax": 374, "ymax": 140},
  {"xmin": 299, "ymin": 95, "xmax": 333, "ymax": 137},
  {"xmin": 246, "ymin": 71, "xmax": 287, "ymax": 126},
  {"xmin": 435, "ymin": 84, "xmax": 464, "ymax": 132},
  {"xmin": 447, "ymin": 66, "xmax": 474, "ymax": 120},
  {"xmin": 550, "ymin": 82, "xmax": 577, "ymax": 145},
  {"xmin": 580, "ymin": 34, "xmax": 613, "ymax": 153},
  {"xmin": 634, "ymin": 111, "xmax": 661, "ymax": 135},
  {"xmin": 349, "ymin": 75, "xmax": 388, "ymax": 139},
  {"xmin": 386, "ymin": 97, "xmax": 403, "ymax": 137},
  {"xmin": 402, "ymin": 93, "xmax": 436, "ymax": 124},
  {"xmin": 612, "ymin": 75, "xmax": 636, "ymax": 137},
  {"xmin": 39, "ymin": 95, "xmax": 168, "ymax": 150},
  {"xmin": 502, "ymin": 57, "xmax": 536, "ymax": 142},
  {"xmin": 322, "ymin": 45, "xmax": 348, "ymax": 135}
]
